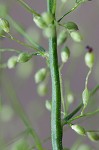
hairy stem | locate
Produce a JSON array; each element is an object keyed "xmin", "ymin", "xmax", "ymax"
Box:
[{"xmin": 48, "ymin": 0, "xmax": 63, "ymax": 149}]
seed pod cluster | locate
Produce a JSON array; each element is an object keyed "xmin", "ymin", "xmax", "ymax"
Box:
[
  {"xmin": 33, "ymin": 12, "xmax": 55, "ymax": 38},
  {"xmin": 64, "ymin": 22, "xmax": 83, "ymax": 42}
]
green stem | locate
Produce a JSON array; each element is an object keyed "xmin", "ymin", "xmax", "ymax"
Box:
[{"xmin": 48, "ymin": 0, "xmax": 63, "ymax": 150}]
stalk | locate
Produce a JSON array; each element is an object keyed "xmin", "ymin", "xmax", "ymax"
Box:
[{"xmin": 47, "ymin": 0, "xmax": 63, "ymax": 149}]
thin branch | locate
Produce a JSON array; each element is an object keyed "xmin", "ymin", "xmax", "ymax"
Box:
[
  {"xmin": 58, "ymin": 0, "xmax": 83, "ymax": 22},
  {"xmin": 17, "ymin": 0, "xmax": 40, "ymax": 16}
]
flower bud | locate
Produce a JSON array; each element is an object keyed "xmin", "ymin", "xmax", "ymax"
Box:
[
  {"xmin": 34, "ymin": 68, "xmax": 47, "ymax": 83},
  {"xmin": 45, "ymin": 100, "xmax": 52, "ymax": 111},
  {"xmin": 85, "ymin": 52, "xmax": 95, "ymax": 68},
  {"xmin": 87, "ymin": 132, "xmax": 99, "ymax": 142},
  {"xmin": 0, "ymin": 18, "xmax": 10, "ymax": 33},
  {"xmin": 37, "ymin": 83, "xmax": 47, "ymax": 96},
  {"xmin": 67, "ymin": 92, "xmax": 74, "ymax": 104},
  {"xmin": 42, "ymin": 12, "xmax": 54, "ymax": 25},
  {"xmin": 7, "ymin": 56, "xmax": 17, "ymax": 69},
  {"xmin": 43, "ymin": 25, "xmax": 55, "ymax": 38},
  {"xmin": 70, "ymin": 31, "xmax": 83, "ymax": 42},
  {"xmin": 82, "ymin": 88, "xmax": 90, "ymax": 107},
  {"xmin": 57, "ymin": 30, "xmax": 68, "ymax": 46},
  {"xmin": 71, "ymin": 124, "xmax": 86, "ymax": 136},
  {"xmin": 17, "ymin": 52, "xmax": 32, "ymax": 63},
  {"xmin": 61, "ymin": 46, "xmax": 70, "ymax": 63},
  {"xmin": 64, "ymin": 22, "xmax": 79, "ymax": 32},
  {"xmin": 33, "ymin": 16, "xmax": 47, "ymax": 29}
]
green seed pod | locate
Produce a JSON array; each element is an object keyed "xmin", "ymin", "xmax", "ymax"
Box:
[
  {"xmin": 71, "ymin": 124, "xmax": 86, "ymax": 136},
  {"xmin": 17, "ymin": 52, "xmax": 32, "ymax": 63},
  {"xmin": 64, "ymin": 22, "xmax": 79, "ymax": 32},
  {"xmin": 0, "ymin": 18, "xmax": 10, "ymax": 33},
  {"xmin": 70, "ymin": 31, "xmax": 83, "ymax": 42},
  {"xmin": 45, "ymin": 100, "xmax": 52, "ymax": 111},
  {"xmin": 33, "ymin": 15, "xmax": 47, "ymax": 29},
  {"xmin": 87, "ymin": 132, "xmax": 99, "ymax": 142},
  {"xmin": 42, "ymin": 12, "xmax": 54, "ymax": 25},
  {"xmin": 67, "ymin": 92, "xmax": 74, "ymax": 104},
  {"xmin": 57, "ymin": 30, "xmax": 68, "ymax": 46},
  {"xmin": 61, "ymin": 46, "xmax": 70, "ymax": 63},
  {"xmin": 85, "ymin": 52, "xmax": 95, "ymax": 68},
  {"xmin": 37, "ymin": 83, "xmax": 47, "ymax": 96},
  {"xmin": 82, "ymin": 88, "xmax": 90, "ymax": 107},
  {"xmin": 7, "ymin": 56, "xmax": 18, "ymax": 69},
  {"xmin": 34, "ymin": 68, "xmax": 47, "ymax": 83},
  {"xmin": 43, "ymin": 25, "xmax": 55, "ymax": 38}
]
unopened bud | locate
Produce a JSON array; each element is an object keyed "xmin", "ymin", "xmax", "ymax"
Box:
[
  {"xmin": 70, "ymin": 31, "xmax": 83, "ymax": 42},
  {"xmin": 67, "ymin": 92, "xmax": 74, "ymax": 104},
  {"xmin": 64, "ymin": 22, "xmax": 79, "ymax": 32},
  {"xmin": 71, "ymin": 124, "xmax": 86, "ymax": 136},
  {"xmin": 61, "ymin": 46, "xmax": 70, "ymax": 63},
  {"xmin": 0, "ymin": 18, "xmax": 10, "ymax": 33},
  {"xmin": 7, "ymin": 56, "xmax": 17, "ymax": 69},
  {"xmin": 42, "ymin": 12, "xmax": 54, "ymax": 25},
  {"xmin": 34, "ymin": 68, "xmax": 47, "ymax": 83},
  {"xmin": 37, "ymin": 83, "xmax": 47, "ymax": 96},
  {"xmin": 85, "ymin": 52, "xmax": 94, "ymax": 68},
  {"xmin": 57, "ymin": 30, "xmax": 68, "ymax": 46},
  {"xmin": 43, "ymin": 25, "xmax": 55, "ymax": 38},
  {"xmin": 33, "ymin": 16, "xmax": 47, "ymax": 29},
  {"xmin": 87, "ymin": 132, "xmax": 99, "ymax": 142},
  {"xmin": 45, "ymin": 100, "xmax": 52, "ymax": 111},
  {"xmin": 17, "ymin": 53, "xmax": 32, "ymax": 63}
]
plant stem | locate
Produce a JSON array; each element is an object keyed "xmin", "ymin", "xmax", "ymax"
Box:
[{"xmin": 48, "ymin": 0, "xmax": 63, "ymax": 149}]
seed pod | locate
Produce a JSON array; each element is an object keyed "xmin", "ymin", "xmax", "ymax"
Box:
[
  {"xmin": 45, "ymin": 100, "xmax": 52, "ymax": 111},
  {"xmin": 87, "ymin": 132, "xmax": 99, "ymax": 142},
  {"xmin": 42, "ymin": 12, "xmax": 54, "ymax": 25},
  {"xmin": 71, "ymin": 124, "xmax": 86, "ymax": 136},
  {"xmin": 78, "ymin": 144, "xmax": 91, "ymax": 150},
  {"xmin": 57, "ymin": 30, "xmax": 68, "ymax": 46},
  {"xmin": 64, "ymin": 22, "xmax": 79, "ymax": 32},
  {"xmin": 33, "ymin": 15, "xmax": 47, "ymax": 29},
  {"xmin": 70, "ymin": 31, "xmax": 83, "ymax": 42},
  {"xmin": 82, "ymin": 88, "xmax": 90, "ymax": 107},
  {"xmin": 0, "ymin": 18, "xmax": 10, "ymax": 33},
  {"xmin": 67, "ymin": 92, "xmax": 74, "ymax": 104},
  {"xmin": 34, "ymin": 68, "xmax": 47, "ymax": 83},
  {"xmin": 61, "ymin": 46, "xmax": 70, "ymax": 63},
  {"xmin": 7, "ymin": 56, "xmax": 17, "ymax": 69},
  {"xmin": 85, "ymin": 52, "xmax": 95, "ymax": 68},
  {"xmin": 37, "ymin": 83, "xmax": 47, "ymax": 96},
  {"xmin": 17, "ymin": 52, "xmax": 32, "ymax": 63},
  {"xmin": 43, "ymin": 25, "xmax": 55, "ymax": 38}
]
